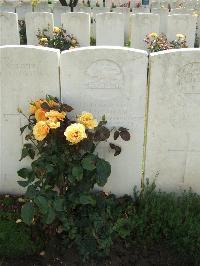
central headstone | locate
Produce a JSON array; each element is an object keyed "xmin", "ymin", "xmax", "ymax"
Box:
[
  {"xmin": 0, "ymin": 46, "xmax": 60, "ymax": 194},
  {"xmin": 60, "ymin": 47, "xmax": 148, "ymax": 195}
]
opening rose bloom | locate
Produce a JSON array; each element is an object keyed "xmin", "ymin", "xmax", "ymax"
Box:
[
  {"xmin": 77, "ymin": 112, "xmax": 97, "ymax": 129},
  {"xmin": 45, "ymin": 110, "xmax": 66, "ymax": 122},
  {"xmin": 53, "ymin": 27, "xmax": 61, "ymax": 34},
  {"xmin": 64, "ymin": 123, "xmax": 87, "ymax": 144},
  {"xmin": 33, "ymin": 121, "xmax": 50, "ymax": 141},
  {"xmin": 35, "ymin": 108, "xmax": 47, "ymax": 122},
  {"xmin": 29, "ymin": 99, "xmax": 44, "ymax": 114}
]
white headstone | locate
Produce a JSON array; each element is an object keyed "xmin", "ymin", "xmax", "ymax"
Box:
[
  {"xmin": 90, "ymin": 0, "xmax": 104, "ymax": 7},
  {"xmin": 167, "ymin": 14, "xmax": 197, "ymax": 47},
  {"xmin": 61, "ymin": 12, "xmax": 90, "ymax": 47},
  {"xmin": 0, "ymin": 12, "xmax": 20, "ymax": 45},
  {"xmin": 53, "ymin": 2, "xmax": 70, "ymax": 26},
  {"xmin": 0, "ymin": 46, "xmax": 60, "ymax": 194},
  {"xmin": 92, "ymin": 6, "xmax": 110, "ymax": 18},
  {"xmin": 96, "ymin": 12, "xmax": 124, "ymax": 46},
  {"xmin": 114, "ymin": 7, "xmax": 130, "ymax": 42},
  {"xmin": 133, "ymin": 7, "xmax": 150, "ymax": 13},
  {"xmin": 151, "ymin": 8, "xmax": 169, "ymax": 34},
  {"xmin": 78, "ymin": 6, "xmax": 92, "ymax": 14},
  {"xmin": 34, "ymin": 1, "xmax": 51, "ymax": 12},
  {"xmin": 91, "ymin": 7, "xmax": 110, "ymax": 39},
  {"xmin": 130, "ymin": 13, "xmax": 160, "ymax": 49},
  {"xmin": 60, "ymin": 47, "xmax": 148, "ymax": 195},
  {"xmin": 151, "ymin": 1, "xmax": 160, "ymax": 8},
  {"xmin": 16, "ymin": 2, "xmax": 32, "ymax": 20},
  {"xmin": 0, "ymin": 2, "xmax": 16, "ymax": 12},
  {"xmin": 25, "ymin": 12, "xmax": 54, "ymax": 45},
  {"xmin": 170, "ymin": 8, "xmax": 194, "ymax": 14},
  {"xmin": 145, "ymin": 49, "xmax": 200, "ymax": 193}
]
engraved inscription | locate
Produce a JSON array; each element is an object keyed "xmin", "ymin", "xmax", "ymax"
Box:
[
  {"xmin": 85, "ymin": 59, "xmax": 124, "ymax": 90},
  {"xmin": 177, "ymin": 62, "xmax": 200, "ymax": 94},
  {"xmin": 78, "ymin": 100, "xmax": 142, "ymax": 128}
]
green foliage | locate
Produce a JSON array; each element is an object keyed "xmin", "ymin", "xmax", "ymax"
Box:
[
  {"xmin": 0, "ymin": 195, "xmax": 44, "ymax": 257},
  {"xmin": 18, "ymin": 20, "xmax": 27, "ymax": 45},
  {"xmin": 90, "ymin": 37, "xmax": 96, "ymax": 46},
  {"xmin": 0, "ymin": 221, "xmax": 43, "ymax": 257}
]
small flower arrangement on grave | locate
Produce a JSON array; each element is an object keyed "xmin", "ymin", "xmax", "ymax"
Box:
[
  {"xmin": 171, "ymin": 33, "xmax": 188, "ymax": 49},
  {"xmin": 37, "ymin": 27, "xmax": 79, "ymax": 51},
  {"xmin": 144, "ymin": 32, "xmax": 188, "ymax": 53},
  {"xmin": 17, "ymin": 95, "xmax": 130, "ymax": 229}
]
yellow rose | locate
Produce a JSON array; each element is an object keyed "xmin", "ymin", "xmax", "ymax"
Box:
[
  {"xmin": 45, "ymin": 110, "xmax": 66, "ymax": 122},
  {"xmin": 40, "ymin": 37, "xmax": 48, "ymax": 43},
  {"xmin": 46, "ymin": 120, "xmax": 60, "ymax": 129},
  {"xmin": 35, "ymin": 108, "xmax": 47, "ymax": 122},
  {"xmin": 77, "ymin": 112, "xmax": 97, "ymax": 129},
  {"xmin": 33, "ymin": 121, "xmax": 49, "ymax": 141},
  {"xmin": 176, "ymin": 33, "xmax": 185, "ymax": 40},
  {"xmin": 149, "ymin": 32, "xmax": 158, "ymax": 39},
  {"xmin": 64, "ymin": 123, "xmax": 87, "ymax": 144},
  {"xmin": 53, "ymin": 27, "xmax": 61, "ymax": 33}
]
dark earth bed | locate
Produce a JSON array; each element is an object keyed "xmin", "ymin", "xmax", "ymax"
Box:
[{"xmin": 0, "ymin": 241, "xmax": 193, "ymax": 266}]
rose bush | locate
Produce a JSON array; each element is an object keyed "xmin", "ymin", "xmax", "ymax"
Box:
[{"xmin": 17, "ymin": 95, "xmax": 131, "ymax": 259}]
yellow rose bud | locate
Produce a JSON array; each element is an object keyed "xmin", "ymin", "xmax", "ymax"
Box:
[
  {"xmin": 16, "ymin": 219, "xmax": 22, "ymax": 224},
  {"xmin": 64, "ymin": 123, "xmax": 87, "ymax": 144},
  {"xmin": 33, "ymin": 121, "xmax": 49, "ymax": 141},
  {"xmin": 35, "ymin": 108, "xmax": 47, "ymax": 122},
  {"xmin": 53, "ymin": 27, "xmax": 61, "ymax": 33},
  {"xmin": 77, "ymin": 112, "xmax": 97, "ymax": 129},
  {"xmin": 45, "ymin": 110, "xmax": 66, "ymax": 122},
  {"xmin": 29, "ymin": 103, "xmax": 37, "ymax": 114},
  {"xmin": 46, "ymin": 120, "xmax": 60, "ymax": 129}
]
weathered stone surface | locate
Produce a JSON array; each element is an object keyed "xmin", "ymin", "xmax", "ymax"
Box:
[
  {"xmin": 61, "ymin": 12, "xmax": 90, "ymax": 47},
  {"xmin": 96, "ymin": 12, "xmax": 124, "ymax": 46},
  {"xmin": 145, "ymin": 49, "xmax": 200, "ymax": 193},
  {"xmin": 60, "ymin": 47, "xmax": 148, "ymax": 195},
  {"xmin": 166, "ymin": 14, "xmax": 197, "ymax": 47},
  {"xmin": 0, "ymin": 46, "xmax": 60, "ymax": 193},
  {"xmin": 0, "ymin": 12, "xmax": 20, "ymax": 45},
  {"xmin": 130, "ymin": 13, "xmax": 160, "ymax": 50},
  {"xmin": 25, "ymin": 12, "xmax": 54, "ymax": 45}
]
